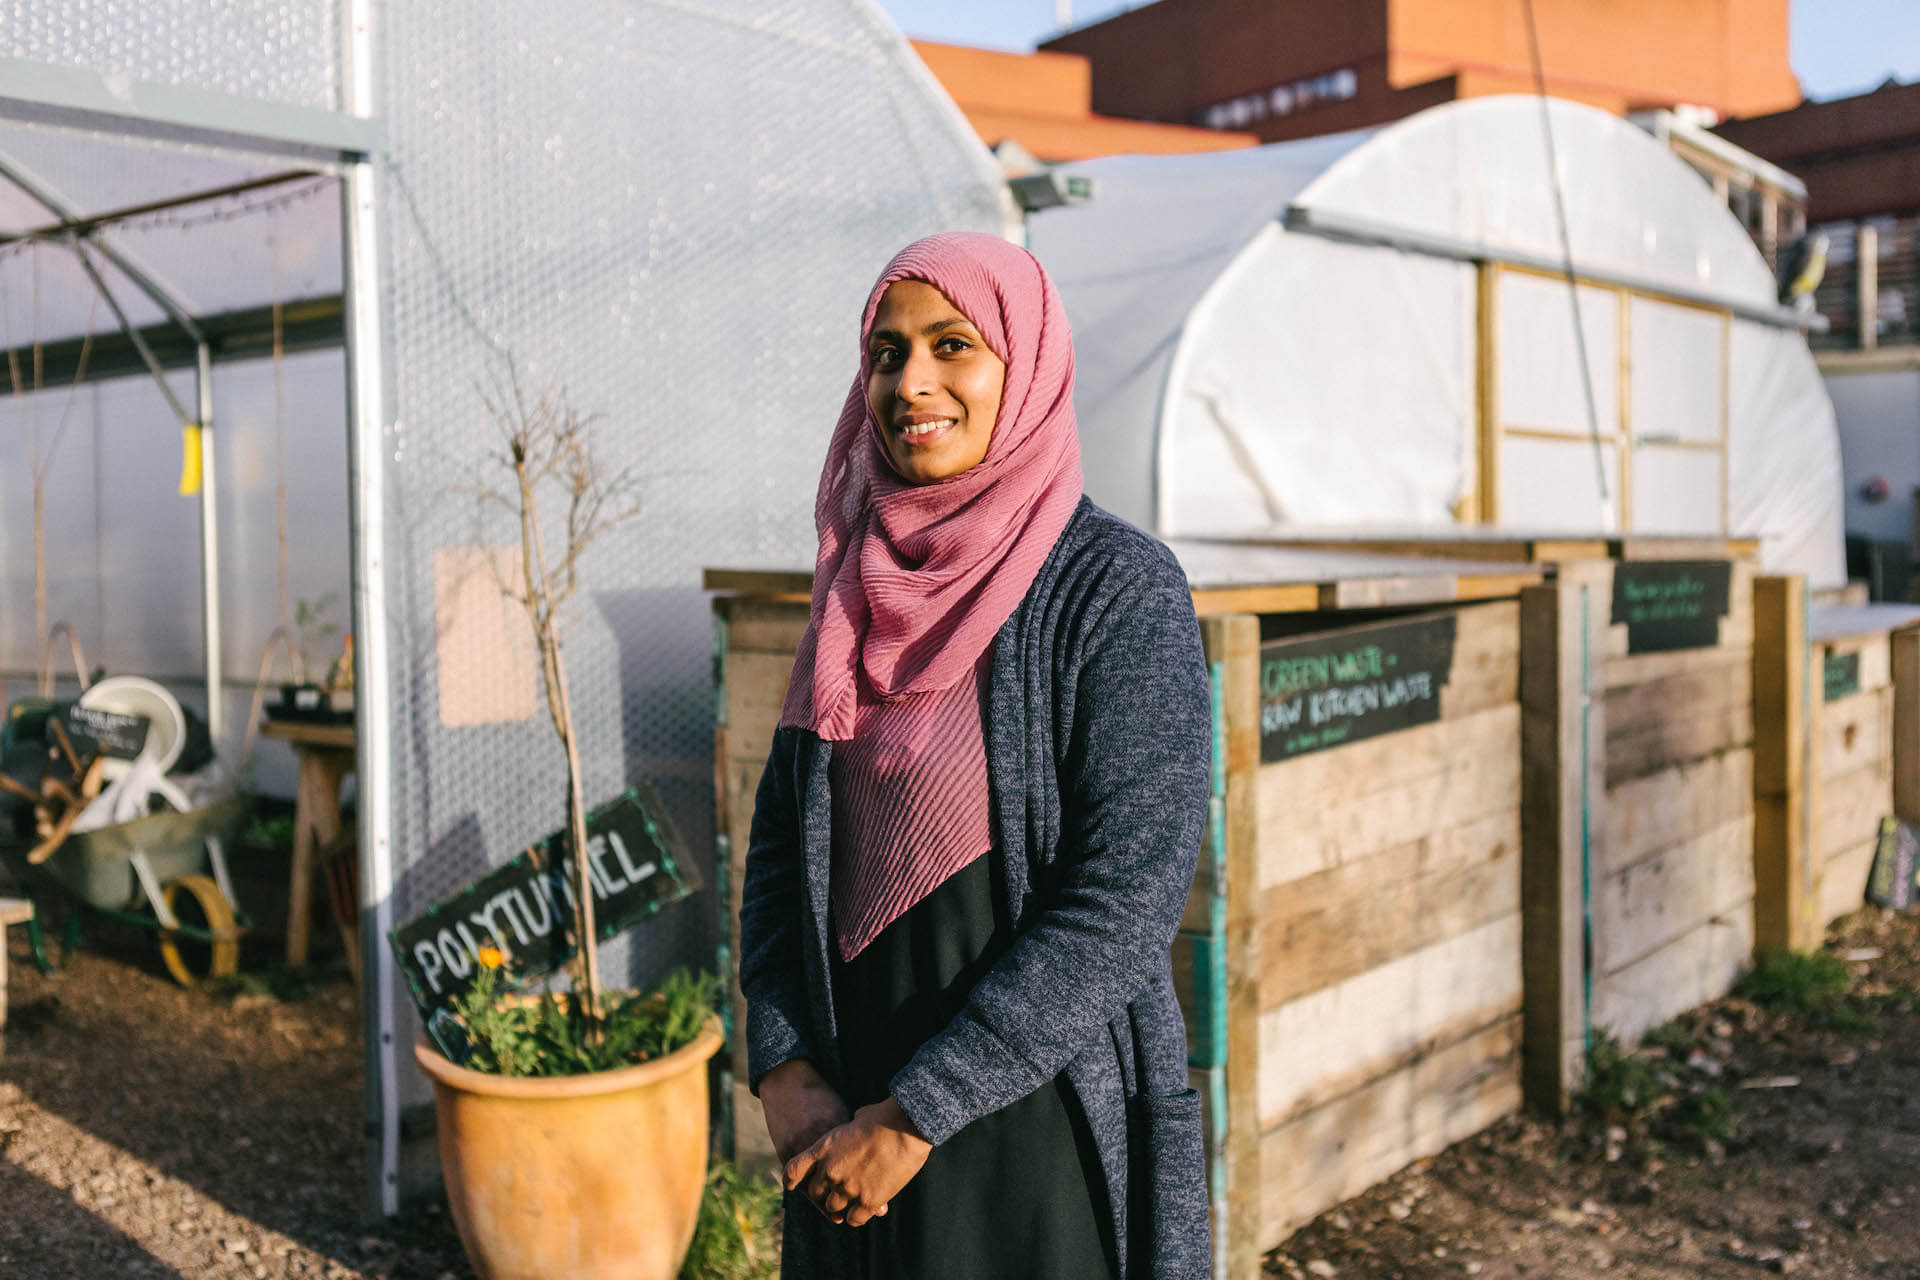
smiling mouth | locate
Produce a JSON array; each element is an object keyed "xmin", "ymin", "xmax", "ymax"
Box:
[{"xmin": 896, "ymin": 418, "xmax": 957, "ymax": 441}]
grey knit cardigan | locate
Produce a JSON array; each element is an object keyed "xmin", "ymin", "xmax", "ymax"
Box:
[{"xmin": 739, "ymin": 498, "xmax": 1214, "ymax": 1279}]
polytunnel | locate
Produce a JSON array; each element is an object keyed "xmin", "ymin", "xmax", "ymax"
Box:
[
  {"xmin": 0, "ymin": 1, "xmax": 1006, "ymax": 1211},
  {"xmin": 1029, "ymin": 95, "xmax": 1845, "ymax": 588}
]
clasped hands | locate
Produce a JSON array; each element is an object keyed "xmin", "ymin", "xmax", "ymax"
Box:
[{"xmin": 759, "ymin": 1058, "xmax": 931, "ymax": 1227}]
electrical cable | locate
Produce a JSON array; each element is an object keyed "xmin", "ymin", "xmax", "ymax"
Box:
[{"xmin": 1522, "ymin": 0, "xmax": 1615, "ymax": 523}]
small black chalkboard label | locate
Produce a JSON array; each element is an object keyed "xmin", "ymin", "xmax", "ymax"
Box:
[
  {"xmin": 1610, "ymin": 561, "xmax": 1731, "ymax": 654},
  {"xmin": 1824, "ymin": 651, "xmax": 1862, "ymax": 702},
  {"xmin": 55, "ymin": 704, "xmax": 150, "ymax": 761},
  {"xmin": 388, "ymin": 782, "xmax": 701, "ymax": 1050},
  {"xmin": 1259, "ymin": 613, "xmax": 1458, "ymax": 763},
  {"xmin": 1867, "ymin": 816, "xmax": 1919, "ymax": 911}
]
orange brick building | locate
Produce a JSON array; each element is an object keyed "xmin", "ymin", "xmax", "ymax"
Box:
[
  {"xmin": 1038, "ymin": 0, "xmax": 1802, "ymax": 145},
  {"xmin": 913, "ymin": 40, "xmax": 1258, "ymax": 162}
]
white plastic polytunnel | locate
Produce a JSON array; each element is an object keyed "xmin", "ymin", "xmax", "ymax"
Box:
[
  {"xmin": 1029, "ymin": 96, "xmax": 1845, "ymax": 587},
  {"xmin": 1, "ymin": 0, "xmax": 1005, "ymax": 1213}
]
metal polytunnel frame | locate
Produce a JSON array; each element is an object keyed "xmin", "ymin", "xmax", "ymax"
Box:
[
  {"xmin": 4, "ymin": 0, "xmax": 1021, "ymax": 1225},
  {"xmin": 0, "ymin": 5, "xmax": 402, "ymax": 1215}
]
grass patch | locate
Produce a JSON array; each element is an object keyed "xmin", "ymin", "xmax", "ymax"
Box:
[
  {"xmin": 1575, "ymin": 1027, "xmax": 1737, "ymax": 1156},
  {"xmin": 1639, "ymin": 1020, "xmax": 1698, "ymax": 1061},
  {"xmin": 1576, "ymin": 1030, "xmax": 1664, "ymax": 1119},
  {"xmin": 1736, "ymin": 949, "xmax": 1873, "ymax": 1031},
  {"xmin": 1667, "ymin": 1086, "xmax": 1734, "ymax": 1147},
  {"xmin": 1735, "ymin": 949, "xmax": 1850, "ymax": 1011},
  {"xmin": 681, "ymin": 1160, "xmax": 781, "ymax": 1280}
]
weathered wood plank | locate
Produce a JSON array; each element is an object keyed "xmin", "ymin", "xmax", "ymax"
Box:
[
  {"xmin": 1439, "ymin": 601, "xmax": 1521, "ymax": 721},
  {"xmin": 1601, "ymin": 749, "xmax": 1752, "ymax": 873},
  {"xmin": 1519, "ymin": 565, "xmax": 1609, "ymax": 1115},
  {"xmin": 704, "ymin": 568, "xmax": 813, "ymax": 596},
  {"xmin": 1723, "ymin": 562, "xmax": 1757, "ymax": 653},
  {"xmin": 1257, "ymin": 809, "xmax": 1519, "ymax": 1010},
  {"xmin": 1257, "ymin": 1016, "xmax": 1522, "ymax": 1249},
  {"xmin": 1591, "ymin": 907, "xmax": 1753, "ymax": 1047},
  {"xmin": 1817, "ymin": 686, "xmax": 1894, "ymax": 783},
  {"xmin": 1820, "ymin": 837, "xmax": 1878, "ymax": 928},
  {"xmin": 1816, "ymin": 759, "xmax": 1892, "ymax": 862},
  {"xmin": 1605, "ymin": 652, "xmax": 1748, "ymax": 747},
  {"xmin": 724, "ymin": 650, "xmax": 796, "ymax": 769},
  {"xmin": 719, "ymin": 598, "xmax": 810, "ymax": 653},
  {"xmin": 1602, "ymin": 645, "xmax": 1753, "ymax": 691},
  {"xmin": 1604, "ymin": 653, "xmax": 1753, "ymax": 784},
  {"xmin": 1201, "ymin": 613, "xmax": 1265, "ymax": 1280},
  {"xmin": 1192, "ymin": 584, "xmax": 1321, "ymax": 616},
  {"xmin": 1606, "ymin": 704, "xmax": 1752, "ymax": 785},
  {"xmin": 1752, "ymin": 575, "xmax": 1815, "ymax": 952},
  {"xmin": 1594, "ymin": 816, "xmax": 1755, "ymax": 977},
  {"xmin": 1894, "ymin": 628, "xmax": 1920, "ymax": 823},
  {"xmin": 1256, "ymin": 704, "xmax": 1521, "ymax": 891},
  {"xmin": 1821, "ymin": 633, "xmax": 1893, "ymax": 697},
  {"xmin": 1257, "ymin": 914, "xmax": 1521, "ymax": 1129}
]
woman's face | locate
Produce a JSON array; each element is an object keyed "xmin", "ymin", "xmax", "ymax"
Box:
[{"xmin": 865, "ymin": 280, "xmax": 1005, "ymax": 485}]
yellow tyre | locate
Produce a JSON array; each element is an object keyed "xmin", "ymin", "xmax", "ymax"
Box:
[{"xmin": 158, "ymin": 874, "xmax": 240, "ymax": 987}]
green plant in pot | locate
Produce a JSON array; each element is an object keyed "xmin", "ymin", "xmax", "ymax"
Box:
[{"xmin": 413, "ymin": 365, "xmax": 722, "ymax": 1280}]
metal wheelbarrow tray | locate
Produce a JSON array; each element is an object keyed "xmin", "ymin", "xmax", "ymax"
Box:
[{"xmin": 12, "ymin": 796, "xmax": 252, "ymax": 986}]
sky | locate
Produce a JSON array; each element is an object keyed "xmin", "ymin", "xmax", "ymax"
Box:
[{"xmin": 877, "ymin": 0, "xmax": 1920, "ymax": 104}]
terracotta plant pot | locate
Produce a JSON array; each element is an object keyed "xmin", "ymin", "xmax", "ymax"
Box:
[{"xmin": 414, "ymin": 1016, "xmax": 724, "ymax": 1280}]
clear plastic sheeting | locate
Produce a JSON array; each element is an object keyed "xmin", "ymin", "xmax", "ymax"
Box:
[
  {"xmin": 1022, "ymin": 132, "xmax": 1372, "ymax": 527},
  {"xmin": 1729, "ymin": 321, "xmax": 1845, "ymax": 584},
  {"xmin": 1300, "ymin": 97, "xmax": 1779, "ymax": 305},
  {"xmin": 369, "ymin": 0, "xmax": 1005, "ymax": 1111},
  {"xmin": 0, "ymin": 1, "xmax": 341, "ymax": 112},
  {"xmin": 1172, "ymin": 228, "xmax": 1474, "ymax": 530},
  {"xmin": 1030, "ymin": 96, "xmax": 1845, "ymax": 586},
  {"xmin": 2, "ymin": 0, "xmax": 1006, "ymax": 1182},
  {"xmin": 0, "ymin": 351, "xmax": 349, "ymax": 795},
  {"xmin": 0, "ymin": 121, "xmax": 341, "ymax": 345}
]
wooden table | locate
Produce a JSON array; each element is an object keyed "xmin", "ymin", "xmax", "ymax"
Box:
[{"xmin": 260, "ymin": 719, "xmax": 356, "ymax": 967}]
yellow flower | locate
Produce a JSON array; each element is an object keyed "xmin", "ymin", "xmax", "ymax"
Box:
[{"xmin": 477, "ymin": 943, "xmax": 505, "ymax": 970}]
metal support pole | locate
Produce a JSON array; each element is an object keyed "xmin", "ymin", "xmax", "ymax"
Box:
[
  {"xmin": 196, "ymin": 342, "xmax": 223, "ymax": 743},
  {"xmin": 342, "ymin": 0, "xmax": 398, "ymax": 1220}
]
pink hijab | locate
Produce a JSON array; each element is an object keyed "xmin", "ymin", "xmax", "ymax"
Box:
[{"xmin": 780, "ymin": 232, "xmax": 1084, "ymax": 739}]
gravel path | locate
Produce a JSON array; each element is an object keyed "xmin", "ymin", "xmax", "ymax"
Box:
[{"xmin": 0, "ymin": 913, "xmax": 471, "ymax": 1279}]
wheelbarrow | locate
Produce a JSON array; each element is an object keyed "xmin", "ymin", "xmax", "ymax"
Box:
[{"xmin": 7, "ymin": 796, "xmax": 252, "ymax": 987}]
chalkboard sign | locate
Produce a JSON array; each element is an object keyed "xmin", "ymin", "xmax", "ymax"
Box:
[
  {"xmin": 1610, "ymin": 561, "xmax": 1731, "ymax": 654},
  {"xmin": 1867, "ymin": 816, "xmax": 1920, "ymax": 911},
  {"xmin": 1259, "ymin": 613, "xmax": 1458, "ymax": 763},
  {"xmin": 54, "ymin": 704, "xmax": 150, "ymax": 761},
  {"xmin": 1824, "ymin": 651, "xmax": 1862, "ymax": 702},
  {"xmin": 388, "ymin": 782, "xmax": 701, "ymax": 1051}
]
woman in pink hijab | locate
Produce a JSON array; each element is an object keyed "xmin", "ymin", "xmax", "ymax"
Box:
[{"xmin": 739, "ymin": 233, "xmax": 1213, "ymax": 1279}]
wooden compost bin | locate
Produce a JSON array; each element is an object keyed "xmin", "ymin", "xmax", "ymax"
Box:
[
  {"xmin": 708, "ymin": 545, "xmax": 1543, "ymax": 1278},
  {"xmin": 1751, "ymin": 594, "xmax": 1920, "ymax": 951},
  {"xmin": 1521, "ymin": 554, "xmax": 1760, "ymax": 1108}
]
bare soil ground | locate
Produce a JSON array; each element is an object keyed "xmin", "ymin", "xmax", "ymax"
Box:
[
  {"xmin": 6, "ymin": 900, "xmax": 1920, "ymax": 1279},
  {"xmin": 0, "ymin": 909, "xmax": 472, "ymax": 1279},
  {"xmin": 1268, "ymin": 908, "xmax": 1920, "ymax": 1280}
]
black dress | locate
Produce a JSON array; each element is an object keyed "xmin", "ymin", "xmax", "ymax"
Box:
[{"xmin": 829, "ymin": 849, "xmax": 1118, "ymax": 1279}]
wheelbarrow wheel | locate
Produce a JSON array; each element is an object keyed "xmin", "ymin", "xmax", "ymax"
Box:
[{"xmin": 158, "ymin": 874, "xmax": 239, "ymax": 987}]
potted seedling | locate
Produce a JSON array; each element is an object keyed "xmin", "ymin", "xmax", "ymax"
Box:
[
  {"xmin": 270, "ymin": 596, "xmax": 353, "ymax": 722},
  {"xmin": 407, "ymin": 363, "xmax": 721, "ymax": 1280}
]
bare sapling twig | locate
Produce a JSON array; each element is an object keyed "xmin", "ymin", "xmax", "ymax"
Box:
[{"xmin": 466, "ymin": 355, "xmax": 642, "ymax": 1038}]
